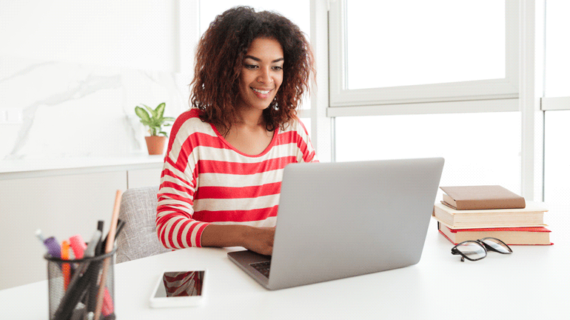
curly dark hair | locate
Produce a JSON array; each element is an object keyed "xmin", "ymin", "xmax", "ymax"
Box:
[{"xmin": 190, "ymin": 6, "xmax": 315, "ymax": 135}]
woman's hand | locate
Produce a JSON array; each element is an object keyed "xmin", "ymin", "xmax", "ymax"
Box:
[
  {"xmin": 242, "ymin": 226, "xmax": 276, "ymax": 256},
  {"xmin": 200, "ymin": 224, "xmax": 276, "ymax": 255}
]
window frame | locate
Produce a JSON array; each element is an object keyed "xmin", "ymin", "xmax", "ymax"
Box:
[{"xmin": 328, "ymin": 0, "xmax": 520, "ymax": 113}]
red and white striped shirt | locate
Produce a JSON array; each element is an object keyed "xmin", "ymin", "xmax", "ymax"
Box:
[{"xmin": 156, "ymin": 109, "xmax": 317, "ymax": 249}]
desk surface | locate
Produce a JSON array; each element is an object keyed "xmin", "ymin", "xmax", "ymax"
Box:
[{"xmin": 2, "ymin": 219, "xmax": 569, "ymax": 320}]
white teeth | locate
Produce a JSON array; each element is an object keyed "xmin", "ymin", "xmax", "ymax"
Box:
[{"xmin": 252, "ymin": 88, "xmax": 270, "ymax": 94}]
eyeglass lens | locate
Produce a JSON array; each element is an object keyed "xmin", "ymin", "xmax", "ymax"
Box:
[
  {"xmin": 481, "ymin": 238, "xmax": 512, "ymax": 254},
  {"xmin": 455, "ymin": 242, "xmax": 486, "ymax": 260}
]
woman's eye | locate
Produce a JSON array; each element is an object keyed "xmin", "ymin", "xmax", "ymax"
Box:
[
  {"xmin": 245, "ymin": 64, "xmax": 258, "ymax": 69},
  {"xmin": 272, "ymin": 66, "xmax": 283, "ymax": 71}
]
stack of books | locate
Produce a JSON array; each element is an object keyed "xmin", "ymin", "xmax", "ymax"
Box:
[{"xmin": 432, "ymin": 186, "xmax": 552, "ymax": 246}]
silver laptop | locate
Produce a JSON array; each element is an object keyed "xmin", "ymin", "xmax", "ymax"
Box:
[{"xmin": 228, "ymin": 157, "xmax": 444, "ymax": 290}]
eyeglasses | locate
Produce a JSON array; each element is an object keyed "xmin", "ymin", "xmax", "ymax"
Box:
[{"xmin": 451, "ymin": 237, "xmax": 513, "ymax": 262}]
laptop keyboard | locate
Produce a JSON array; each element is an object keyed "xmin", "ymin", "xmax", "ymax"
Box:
[{"xmin": 250, "ymin": 261, "xmax": 271, "ymax": 278}]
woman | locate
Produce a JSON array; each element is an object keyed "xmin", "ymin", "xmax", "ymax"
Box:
[{"xmin": 156, "ymin": 7, "xmax": 316, "ymax": 256}]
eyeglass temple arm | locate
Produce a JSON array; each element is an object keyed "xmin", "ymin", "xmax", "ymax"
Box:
[{"xmin": 451, "ymin": 247, "xmax": 466, "ymax": 262}]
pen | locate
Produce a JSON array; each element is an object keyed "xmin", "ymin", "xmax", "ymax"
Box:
[
  {"xmin": 102, "ymin": 219, "xmax": 125, "ymax": 249},
  {"xmin": 115, "ymin": 219, "xmax": 125, "ymax": 239},
  {"xmin": 95, "ymin": 220, "xmax": 105, "ymax": 256},
  {"xmin": 84, "ymin": 231, "xmax": 101, "ymax": 259},
  {"xmin": 88, "ymin": 221, "xmax": 105, "ymax": 314}
]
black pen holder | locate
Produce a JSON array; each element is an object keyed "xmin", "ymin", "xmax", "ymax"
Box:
[{"xmin": 44, "ymin": 248, "xmax": 117, "ymax": 320}]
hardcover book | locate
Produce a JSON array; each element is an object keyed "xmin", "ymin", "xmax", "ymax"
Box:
[
  {"xmin": 440, "ymin": 185, "xmax": 525, "ymax": 210},
  {"xmin": 432, "ymin": 202, "xmax": 547, "ymax": 229},
  {"xmin": 438, "ymin": 223, "xmax": 552, "ymax": 245}
]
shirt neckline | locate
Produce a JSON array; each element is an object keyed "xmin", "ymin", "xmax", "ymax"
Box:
[{"xmin": 210, "ymin": 123, "xmax": 279, "ymax": 158}]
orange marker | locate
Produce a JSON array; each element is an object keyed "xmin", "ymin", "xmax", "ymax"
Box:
[{"xmin": 61, "ymin": 240, "xmax": 71, "ymax": 290}]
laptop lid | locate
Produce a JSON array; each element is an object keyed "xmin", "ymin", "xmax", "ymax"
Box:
[{"xmin": 267, "ymin": 157, "xmax": 444, "ymax": 290}]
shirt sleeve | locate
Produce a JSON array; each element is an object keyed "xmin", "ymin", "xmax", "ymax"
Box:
[
  {"xmin": 156, "ymin": 115, "xmax": 210, "ymax": 249},
  {"xmin": 296, "ymin": 118, "xmax": 318, "ymax": 163}
]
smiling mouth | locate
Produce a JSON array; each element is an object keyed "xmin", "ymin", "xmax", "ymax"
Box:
[{"xmin": 251, "ymin": 87, "xmax": 272, "ymax": 94}]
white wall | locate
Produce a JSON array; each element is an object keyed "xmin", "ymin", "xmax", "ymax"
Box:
[
  {"xmin": 0, "ymin": 0, "xmax": 199, "ymax": 160},
  {"xmin": 0, "ymin": 0, "xmax": 179, "ymax": 72}
]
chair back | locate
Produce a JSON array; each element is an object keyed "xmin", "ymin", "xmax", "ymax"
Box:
[{"xmin": 116, "ymin": 186, "xmax": 170, "ymax": 263}]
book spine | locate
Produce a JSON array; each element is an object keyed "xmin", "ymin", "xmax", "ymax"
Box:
[{"xmin": 455, "ymin": 198, "xmax": 526, "ymax": 210}]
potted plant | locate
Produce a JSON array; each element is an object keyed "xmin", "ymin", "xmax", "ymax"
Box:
[{"xmin": 134, "ymin": 102, "xmax": 175, "ymax": 155}]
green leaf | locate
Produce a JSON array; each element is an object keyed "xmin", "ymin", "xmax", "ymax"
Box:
[
  {"xmin": 163, "ymin": 123, "xmax": 172, "ymax": 127},
  {"xmin": 159, "ymin": 131, "xmax": 168, "ymax": 137},
  {"xmin": 151, "ymin": 118, "xmax": 162, "ymax": 128},
  {"xmin": 135, "ymin": 107, "xmax": 151, "ymax": 122},
  {"xmin": 162, "ymin": 117, "xmax": 176, "ymax": 121},
  {"xmin": 155, "ymin": 102, "xmax": 166, "ymax": 119},
  {"xmin": 142, "ymin": 104, "xmax": 157, "ymax": 119}
]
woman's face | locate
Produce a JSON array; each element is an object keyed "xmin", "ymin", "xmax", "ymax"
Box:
[{"xmin": 237, "ymin": 37, "xmax": 284, "ymax": 113}]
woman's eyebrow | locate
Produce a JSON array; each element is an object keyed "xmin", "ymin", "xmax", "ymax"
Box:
[{"xmin": 245, "ymin": 55, "xmax": 284, "ymax": 63}]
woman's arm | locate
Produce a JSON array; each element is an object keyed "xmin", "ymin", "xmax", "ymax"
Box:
[
  {"xmin": 157, "ymin": 111, "xmax": 277, "ymax": 255},
  {"xmin": 156, "ymin": 113, "xmax": 210, "ymax": 249},
  {"xmin": 201, "ymin": 224, "xmax": 275, "ymax": 256}
]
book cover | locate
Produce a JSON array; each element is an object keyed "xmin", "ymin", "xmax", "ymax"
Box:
[
  {"xmin": 432, "ymin": 202, "xmax": 547, "ymax": 228},
  {"xmin": 438, "ymin": 223, "xmax": 553, "ymax": 246},
  {"xmin": 440, "ymin": 185, "xmax": 525, "ymax": 210}
]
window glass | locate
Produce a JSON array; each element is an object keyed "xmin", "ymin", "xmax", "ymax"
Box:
[
  {"xmin": 346, "ymin": 0, "xmax": 505, "ymax": 89},
  {"xmin": 544, "ymin": 0, "xmax": 570, "ymax": 97},
  {"xmin": 544, "ymin": 111, "xmax": 570, "ymax": 243},
  {"xmin": 335, "ymin": 112, "xmax": 521, "ymax": 201},
  {"xmin": 199, "ymin": 1, "xmax": 311, "ymax": 110}
]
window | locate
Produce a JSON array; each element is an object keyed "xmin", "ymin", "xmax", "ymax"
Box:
[
  {"xmin": 335, "ymin": 112, "xmax": 521, "ymax": 200},
  {"xmin": 544, "ymin": 111, "xmax": 570, "ymax": 243},
  {"xmin": 300, "ymin": 117, "xmax": 312, "ymax": 138},
  {"xmin": 329, "ymin": 0, "xmax": 519, "ymax": 112},
  {"xmin": 544, "ymin": 0, "xmax": 570, "ymax": 98}
]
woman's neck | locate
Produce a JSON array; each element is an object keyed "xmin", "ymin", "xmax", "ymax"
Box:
[{"xmin": 234, "ymin": 105, "xmax": 265, "ymax": 129}]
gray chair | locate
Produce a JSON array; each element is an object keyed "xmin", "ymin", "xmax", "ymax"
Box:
[{"xmin": 116, "ymin": 186, "xmax": 170, "ymax": 263}]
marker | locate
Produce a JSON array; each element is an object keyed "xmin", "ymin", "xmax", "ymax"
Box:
[
  {"xmin": 61, "ymin": 240, "xmax": 71, "ymax": 290},
  {"xmin": 69, "ymin": 234, "xmax": 87, "ymax": 259},
  {"xmin": 44, "ymin": 237, "xmax": 61, "ymax": 258}
]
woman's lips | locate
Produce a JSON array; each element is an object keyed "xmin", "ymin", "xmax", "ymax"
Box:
[{"xmin": 251, "ymin": 87, "xmax": 272, "ymax": 99}]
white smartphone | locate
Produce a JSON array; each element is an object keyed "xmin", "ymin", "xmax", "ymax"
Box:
[{"xmin": 149, "ymin": 270, "xmax": 207, "ymax": 308}]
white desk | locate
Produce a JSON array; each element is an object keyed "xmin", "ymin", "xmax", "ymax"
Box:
[{"xmin": 2, "ymin": 220, "xmax": 569, "ymax": 320}]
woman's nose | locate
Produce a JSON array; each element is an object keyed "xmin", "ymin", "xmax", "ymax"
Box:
[{"xmin": 257, "ymin": 68, "xmax": 273, "ymax": 84}]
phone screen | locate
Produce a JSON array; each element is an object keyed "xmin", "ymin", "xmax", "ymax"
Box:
[{"xmin": 153, "ymin": 271, "xmax": 205, "ymax": 298}]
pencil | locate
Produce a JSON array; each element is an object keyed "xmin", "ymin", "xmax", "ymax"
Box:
[{"xmin": 94, "ymin": 190, "xmax": 122, "ymax": 320}]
